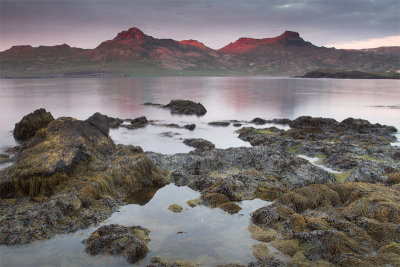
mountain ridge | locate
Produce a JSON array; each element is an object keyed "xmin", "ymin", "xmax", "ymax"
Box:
[{"xmin": 1, "ymin": 27, "xmax": 399, "ymax": 78}]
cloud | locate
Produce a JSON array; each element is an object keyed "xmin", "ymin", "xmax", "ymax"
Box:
[
  {"xmin": 0, "ymin": 0, "xmax": 399, "ymax": 50},
  {"xmin": 327, "ymin": 35, "xmax": 400, "ymax": 49}
]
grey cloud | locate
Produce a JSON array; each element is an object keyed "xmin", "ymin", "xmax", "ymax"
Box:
[{"xmin": 0, "ymin": 0, "xmax": 399, "ymax": 50}]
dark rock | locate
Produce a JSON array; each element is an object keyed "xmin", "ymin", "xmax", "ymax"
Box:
[
  {"xmin": 83, "ymin": 224, "xmax": 150, "ymax": 264},
  {"xmin": 126, "ymin": 116, "xmax": 148, "ymax": 129},
  {"xmin": 85, "ymin": 112, "xmax": 110, "ymax": 136},
  {"xmin": 164, "ymin": 99, "xmax": 207, "ymax": 116},
  {"xmin": 289, "ymin": 116, "xmax": 340, "ymax": 130},
  {"xmin": 143, "ymin": 102, "xmax": 162, "ymax": 107},
  {"xmin": 208, "ymin": 121, "xmax": 230, "ymax": 127},
  {"xmin": 184, "ymin": 124, "xmax": 196, "ymax": 130},
  {"xmin": 183, "ymin": 138, "xmax": 215, "ymax": 150},
  {"xmin": 233, "ymin": 123, "xmax": 242, "ymax": 127},
  {"xmin": 13, "ymin": 108, "xmax": 54, "ymax": 141},
  {"xmin": 251, "ymin": 117, "xmax": 267, "ymax": 125},
  {"xmin": 108, "ymin": 117, "xmax": 124, "ymax": 128}
]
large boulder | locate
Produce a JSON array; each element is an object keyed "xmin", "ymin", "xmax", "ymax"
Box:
[
  {"xmin": 13, "ymin": 108, "xmax": 54, "ymax": 141},
  {"xmin": 164, "ymin": 99, "xmax": 207, "ymax": 116},
  {"xmin": 1, "ymin": 113, "xmax": 115, "ymax": 198},
  {"xmin": 84, "ymin": 224, "xmax": 150, "ymax": 264}
]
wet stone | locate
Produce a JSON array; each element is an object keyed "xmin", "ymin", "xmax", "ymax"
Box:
[{"xmin": 83, "ymin": 224, "xmax": 150, "ymax": 264}]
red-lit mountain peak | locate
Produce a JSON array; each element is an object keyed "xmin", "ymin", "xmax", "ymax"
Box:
[
  {"xmin": 114, "ymin": 27, "xmax": 147, "ymax": 41},
  {"xmin": 218, "ymin": 31, "xmax": 309, "ymax": 54},
  {"xmin": 179, "ymin": 39, "xmax": 210, "ymax": 50}
]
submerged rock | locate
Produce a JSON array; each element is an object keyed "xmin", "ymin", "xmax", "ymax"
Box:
[
  {"xmin": 126, "ymin": 116, "xmax": 148, "ymax": 129},
  {"xmin": 208, "ymin": 121, "xmax": 230, "ymax": 127},
  {"xmin": 183, "ymin": 138, "xmax": 215, "ymax": 150},
  {"xmin": 13, "ymin": 108, "xmax": 54, "ymax": 141},
  {"xmin": 168, "ymin": 203, "xmax": 183, "ymax": 212},
  {"xmin": 184, "ymin": 124, "xmax": 196, "ymax": 131},
  {"xmin": 164, "ymin": 99, "xmax": 207, "ymax": 116},
  {"xmin": 83, "ymin": 224, "xmax": 150, "ymax": 264}
]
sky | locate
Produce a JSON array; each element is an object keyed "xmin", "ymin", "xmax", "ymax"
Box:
[{"xmin": 0, "ymin": 0, "xmax": 399, "ymax": 51}]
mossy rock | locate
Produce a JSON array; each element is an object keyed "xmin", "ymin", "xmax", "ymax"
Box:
[
  {"xmin": 287, "ymin": 251, "xmax": 332, "ymax": 267},
  {"xmin": 218, "ymin": 202, "xmax": 242, "ymax": 214},
  {"xmin": 378, "ymin": 242, "xmax": 400, "ymax": 255},
  {"xmin": 252, "ymin": 243, "xmax": 275, "ymax": 262},
  {"xmin": 255, "ymin": 182, "xmax": 285, "ymax": 200},
  {"xmin": 248, "ymin": 224, "xmax": 278, "ymax": 242},
  {"xmin": 168, "ymin": 204, "xmax": 183, "ymax": 213},
  {"xmin": 84, "ymin": 224, "xmax": 150, "ymax": 264},
  {"xmin": 186, "ymin": 198, "xmax": 201, "ymax": 208},
  {"xmin": 202, "ymin": 192, "xmax": 229, "ymax": 207},
  {"xmin": 272, "ymin": 239, "xmax": 300, "ymax": 256}
]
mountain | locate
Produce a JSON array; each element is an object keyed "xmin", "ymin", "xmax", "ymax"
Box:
[
  {"xmin": 1, "ymin": 27, "xmax": 399, "ymax": 78},
  {"xmin": 357, "ymin": 46, "xmax": 400, "ymax": 57}
]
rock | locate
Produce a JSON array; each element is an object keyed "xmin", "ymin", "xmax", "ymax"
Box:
[
  {"xmin": 168, "ymin": 203, "xmax": 183, "ymax": 212},
  {"xmin": 219, "ymin": 202, "xmax": 242, "ymax": 214},
  {"xmin": 251, "ymin": 117, "xmax": 267, "ymax": 125},
  {"xmin": 164, "ymin": 99, "xmax": 207, "ymax": 116},
  {"xmin": 183, "ymin": 138, "xmax": 215, "ymax": 150},
  {"xmin": 233, "ymin": 123, "xmax": 242, "ymax": 127},
  {"xmin": 85, "ymin": 112, "xmax": 110, "ymax": 136},
  {"xmin": 127, "ymin": 116, "xmax": 148, "ymax": 129},
  {"xmin": 202, "ymin": 192, "xmax": 229, "ymax": 207},
  {"xmin": 208, "ymin": 121, "xmax": 230, "ymax": 127},
  {"xmin": 164, "ymin": 123, "xmax": 180, "ymax": 128},
  {"xmin": 1, "ymin": 115, "xmax": 115, "ymax": 198},
  {"xmin": 184, "ymin": 124, "xmax": 196, "ymax": 131},
  {"xmin": 251, "ymin": 182, "xmax": 400, "ymax": 266},
  {"xmin": 83, "ymin": 224, "xmax": 150, "ymax": 264},
  {"xmin": 13, "ymin": 108, "xmax": 54, "ymax": 141},
  {"xmin": 186, "ymin": 198, "xmax": 201, "ymax": 207},
  {"xmin": 108, "ymin": 117, "xmax": 124, "ymax": 128},
  {"xmin": 248, "ymin": 224, "xmax": 278, "ymax": 242},
  {"xmin": 144, "ymin": 102, "xmax": 163, "ymax": 107},
  {"xmin": 289, "ymin": 116, "xmax": 340, "ymax": 131},
  {"xmin": 0, "ymin": 154, "xmax": 9, "ymax": 164}
]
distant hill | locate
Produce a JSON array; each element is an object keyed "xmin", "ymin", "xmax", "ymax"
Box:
[
  {"xmin": 1, "ymin": 27, "xmax": 399, "ymax": 78},
  {"xmin": 357, "ymin": 46, "xmax": 400, "ymax": 57}
]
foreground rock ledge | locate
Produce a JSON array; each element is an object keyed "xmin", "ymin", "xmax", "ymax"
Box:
[
  {"xmin": 1, "ymin": 109, "xmax": 399, "ymax": 267},
  {"xmin": 0, "ymin": 110, "xmax": 167, "ymax": 245}
]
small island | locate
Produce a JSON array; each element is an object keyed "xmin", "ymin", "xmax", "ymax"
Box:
[{"xmin": 301, "ymin": 69, "xmax": 400, "ymax": 79}]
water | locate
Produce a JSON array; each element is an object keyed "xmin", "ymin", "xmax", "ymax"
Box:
[
  {"xmin": 0, "ymin": 184, "xmax": 270, "ymax": 266},
  {"xmin": 0, "ymin": 77, "xmax": 399, "ymax": 265},
  {"xmin": 1, "ymin": 77, "xmax": 399, "ymax": 155}
]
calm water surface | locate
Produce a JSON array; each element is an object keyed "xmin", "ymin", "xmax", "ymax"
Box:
[
  {"xmin": 1, "ymin": 184, "xmax": 270, "ymax": 266},
  {"xmin": 1, "ymin": 77, "xmax": 399, "ymax": 153},
  {"xmin": 0, "ymin": 77, "xmax": 399, "ymax": 266}
]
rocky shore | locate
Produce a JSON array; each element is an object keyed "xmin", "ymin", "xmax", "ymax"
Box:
[{"xmin": 0, "ymin": 108, "xmax": 399, "ymax": 266}]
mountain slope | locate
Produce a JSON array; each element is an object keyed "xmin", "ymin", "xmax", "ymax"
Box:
[{"xmin": 0, "ymin": 28, "xmax": 398, "ymax": 78}]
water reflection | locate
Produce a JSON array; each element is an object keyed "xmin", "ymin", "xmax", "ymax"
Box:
[
  {"xmin": 0, "ymin": 184, "xmax": 270, "ymax": 266},
  {"xmin": 0, "ymin": 77, "xmax": 399, "ymax": 154}
]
